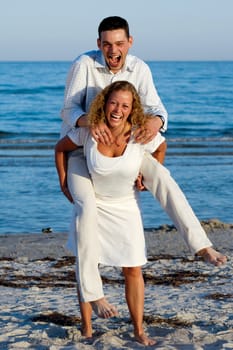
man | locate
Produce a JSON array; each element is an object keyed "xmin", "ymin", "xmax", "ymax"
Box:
[{"xmin": 60, "ymin": 16, "xmax": 226, "ymax": 331}]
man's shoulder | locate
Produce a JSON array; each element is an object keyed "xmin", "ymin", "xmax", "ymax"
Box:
[
  {"xmin": 126, "ymin": 54, "xmax": 149, "ymax": 69},
  {"xmin": 72, "ymin": 50, "xmax": 102, "ymax": 65}
]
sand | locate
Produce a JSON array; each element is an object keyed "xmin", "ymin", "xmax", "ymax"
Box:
[{"xmin": 0, "ymin": 219, "xmax": 233, "ymax": 349}]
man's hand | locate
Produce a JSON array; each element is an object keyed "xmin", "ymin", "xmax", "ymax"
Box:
[
  {"xmin": 90, "ymin": 122, "xmax": 114, "ymax": 145},
  {"xmin": 76, "ymin": 115, "xmax": 113, "ymax": 145},
  {"xmin": 133, "ymin": 116, "xmax": 163, "ymax": 144}
]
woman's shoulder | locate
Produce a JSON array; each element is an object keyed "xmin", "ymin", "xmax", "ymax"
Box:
[
  {"xmin": 67, "ymin": 127, "xmax": 90, "ymax": 146},
  {"xmin": 144, "ymin": 132, "xmax": 166, "ymax": 152}
]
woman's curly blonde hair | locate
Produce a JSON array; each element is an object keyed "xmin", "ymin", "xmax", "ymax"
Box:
[{"xmin": 88, "ymin": 81, "xmax": 146, "ymax": 128}]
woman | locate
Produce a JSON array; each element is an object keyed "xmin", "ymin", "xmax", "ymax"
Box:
[{"xmin": 55, "ymin": 81, "xmax": 166, "ymax": 346}]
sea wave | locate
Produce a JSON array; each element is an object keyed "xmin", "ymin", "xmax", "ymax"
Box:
[
  {"xmin": 0, "ymin": 130, "xmax": 59, "ymax": 141},
  {"xmin": 0, "ymin": 135, "xmax": 233, "ymax": 158},
  {"xmin": 0, "ymin": 85, "xmax": 64, "ymax": 95},
  {"xmin": 1, "ymin": 130, "xmax": 233, "ymax": 144}
]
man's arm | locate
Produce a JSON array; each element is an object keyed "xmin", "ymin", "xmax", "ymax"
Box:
[
  {"xmin": 61, "ymin": 56, "xmax": 114, "ymax": 144},
  {"xmin": 133, "ymin": 62, "xmax": 168, "ymax": 144},
  {"xmin": 61, "ymin": 59, "xmax": 88, "ymax": 129}
]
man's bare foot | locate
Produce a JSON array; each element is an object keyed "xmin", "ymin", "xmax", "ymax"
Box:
[
  {"xmin": 135, "ymin": 332, "xmax": 156, "ymax": 346},
  {"xmin": 197, "ymin": 247, "xmax": 227, "ymax": 266},
  {"xmin": 91, "ymin": 297, "xmax": 119, "ymax": 319},
  {"xmin": 81, "ymin": 325, "xmax": 93, "ymax": 338}
]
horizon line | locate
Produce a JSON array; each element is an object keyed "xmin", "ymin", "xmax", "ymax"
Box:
[{"xmin": 0, "ymin": 59, "xmax": 233, "ymax": 63}]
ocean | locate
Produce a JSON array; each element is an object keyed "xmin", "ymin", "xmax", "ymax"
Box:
[{"xmin": 0, "ymin": 61, "xmax": 232, "ymax": 235}]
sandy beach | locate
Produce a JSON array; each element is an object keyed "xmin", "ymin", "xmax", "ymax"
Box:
[{"xmin": 0, "ymin": 219, "xmax": 233, "ymax": 349}]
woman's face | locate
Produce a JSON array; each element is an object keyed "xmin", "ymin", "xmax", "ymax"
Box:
[{"xmin": 105, "ymin": 89, "xmax": 133, "ymax": 129}]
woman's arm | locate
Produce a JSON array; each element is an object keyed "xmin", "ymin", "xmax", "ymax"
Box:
[
  {"xmin": 135, "ymin": 140, "xmax": 167, "ymax": 191},
  {"xmin": 151, "ymin": 140, "xmax": 167, "ymax": 164},
  {"xmin": 54, "ymin": 136, "xmax": 78, "ymax": 203}
]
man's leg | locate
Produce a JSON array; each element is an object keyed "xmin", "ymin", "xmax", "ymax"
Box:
[
  {"xmin": 140, "ymin": 153, "xmax": 227, "ymax": 265},
  {"xmin": 140, "ymin": 152, "xmax": 213, "ymax": 254},
  {"xmin": 67, "ymin": 149, "xmax": 104, "ymax": 302},
  {"xmin": 67, "ymin": 150, "xmax": 119, "ymax": 316}
]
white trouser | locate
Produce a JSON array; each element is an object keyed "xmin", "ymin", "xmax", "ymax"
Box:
[
  {"xmin": 140, "ymin": 152, "xmax": 212, "ymax": 253},
  {"xmin": 67, "ymin": 149, "xmax": 104, "ymax": 302},
  {"xmin": 67, "ymin": 150, "xmax": 212, "ymax": 302}
]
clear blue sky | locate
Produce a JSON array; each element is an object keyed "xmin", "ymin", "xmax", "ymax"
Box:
[{"xmin": 1, "ymin": 0, "xmax": 232, "ymax": 61}]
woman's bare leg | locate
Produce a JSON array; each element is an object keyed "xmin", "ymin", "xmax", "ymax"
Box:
[
  {"xmin": 122, "ymin": 267, "xmax": 156, "ymax": 346},
  {"xmin": 77, "ymin": 287, "xmax": 93, "ymax": 338}
]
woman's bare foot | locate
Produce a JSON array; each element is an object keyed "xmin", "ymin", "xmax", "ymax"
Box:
[
  {"xmin": 135, "ymin": 332, "xmax": 156, "ymax": 346},
  {"xmin": 91, "ymin": 297, "xmax": 119, "ymax": 318},
  {"xmin": 197, "ymin": 247, "xmax": 227, "ymax": 266}
]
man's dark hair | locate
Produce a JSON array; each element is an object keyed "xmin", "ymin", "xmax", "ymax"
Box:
[{"xmin": 98, "ymin": 16, "xmax": 130, "ymax": 39}]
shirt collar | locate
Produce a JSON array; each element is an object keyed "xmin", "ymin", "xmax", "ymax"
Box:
[{"xmin": 94, "ymin": 51, "xmax": 134, "ymax": 73}]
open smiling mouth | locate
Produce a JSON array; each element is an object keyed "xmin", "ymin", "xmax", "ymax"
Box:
[
  {"xmin": 111, "ymin": 114, "xmax": 122, "ymax": 120},
  {"xmin": 108, "ymin": 55, "xmax": 121, "ymax": 65}
]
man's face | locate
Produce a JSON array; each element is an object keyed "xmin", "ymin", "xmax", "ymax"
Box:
[{"xmin": 97, "ymin": 29, "xmax": 133, "ymax": 74}]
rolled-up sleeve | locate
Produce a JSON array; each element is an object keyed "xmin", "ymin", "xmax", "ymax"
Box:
[{"xmin": 137, "ymin": 63, "xmax": 168, "ymax": 131}]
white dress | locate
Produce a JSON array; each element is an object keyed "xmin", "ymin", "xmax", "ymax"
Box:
[{"xmin": 68, "ymin": 128, "xmax": 165, "ymax": 267}]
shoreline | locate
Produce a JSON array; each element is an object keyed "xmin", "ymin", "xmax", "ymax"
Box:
[{"xmin": 0, "ymin": 219, "xmax": 232, "ymax": 261}]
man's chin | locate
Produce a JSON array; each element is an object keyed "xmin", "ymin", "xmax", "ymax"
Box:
[
  {"xmin": 109, "ymin": 64, "xmax": 122, "ymax": 72},
  {"xmin": 107, "ymin": 59, "xmax": 123, "ymax": 71}
]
